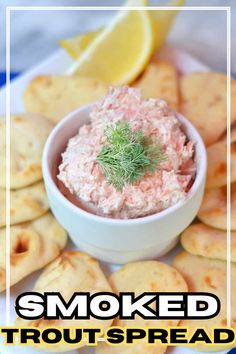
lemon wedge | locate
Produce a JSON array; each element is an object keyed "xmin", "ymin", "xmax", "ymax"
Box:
[
  {"xmin": 61, "ymin": 0, "xmax": 185, "ymax": 62},
  {"xmin": 152, "ymin": 0, "xmax": 185, "ymax": 49},
  {"xmin": 66, "ymin": 0, "xmax": 154, "ymax": 85},
  {"xmin": 60, "ymin": 29, "xmax": 101, "ymax": 60}
]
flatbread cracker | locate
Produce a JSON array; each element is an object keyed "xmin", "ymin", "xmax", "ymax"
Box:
[
  {"xmin": 0, "ymin": 212, "xmax": 67, "ymax": 292},
  {"xmin": 173, "ymin": 251, "xmax": 236, "ymax": 351},
  {"xmin": 24, "ymin": 75, "xmax": 108, "ymax": 124},
  {"xmin": 16, "ymin": 250, "xmax": 113, "ymax": 352},
  {"xmin": 97, "ymin": 342, "xmax": 165, "ymax": 354},
  {"xmin": 180, "ymin": 72, "xmax": 236, "ymax": 146},
  {"xmin": 134, "ymin": 61, "xmax": 179, "ymax": 111},
  {"xmin": 180, "ymin": 223, "xmax": 236, "ymax": 261},
  {"xmin": 206, "ymin": 140, "xmax": 236, "ymax": 188},
  {"xmin": 0, "ymin": 114, "xmax": 53, "ymax": 189},
  {"xmin": 0, "ymin": 181, "xmax": 49, "ymax": 227},
  {"xmin": 221, "ymin": 125, "xmax": 236, "ymax": 143},
  {"xmin": 197, "ymin": 184, "xmax": 236, "ymax": 230},
  {"xmin": 96, "ymin": 261, "xmax": 187, "ymax": 354}
]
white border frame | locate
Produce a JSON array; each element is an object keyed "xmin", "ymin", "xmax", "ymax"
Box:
[{"xmin": 5, "ymin": 5, "xmax": 231, "ymax": 333}]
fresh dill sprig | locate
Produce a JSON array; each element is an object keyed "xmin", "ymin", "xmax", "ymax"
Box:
[{"xmin": 97, "ymin": 121, "xmax": 165, "ymax": 190}]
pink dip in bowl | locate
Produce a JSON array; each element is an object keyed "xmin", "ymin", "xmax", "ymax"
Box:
[{"xmin": 57, "ymin": 87, "xmax": 196, "ymax": 219}]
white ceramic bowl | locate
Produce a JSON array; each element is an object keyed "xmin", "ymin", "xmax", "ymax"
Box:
[{"xmin": 42, "ymin": 104, "xmax": 207, "ymax": 264}]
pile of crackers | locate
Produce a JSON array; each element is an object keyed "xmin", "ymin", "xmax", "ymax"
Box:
[
  {"xmin": 0, "ymin": 114, "xmax": 68, "ymax": 291},
  {"xmin": 0, "ymin": 59, "xmax": 236, "ymax": 353}
]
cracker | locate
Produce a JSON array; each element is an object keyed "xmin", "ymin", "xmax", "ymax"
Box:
[
  {"xmin": 221, "ymin": 125, "xmax": 236, "ymax": 143},
  {"xmin": 96, "ymin": 261, "xmax": 187, "ymax": 354},
  {"xmin": 97, "ymin": 342, "xmax": 166, "ymax": 354},
  {"xmin": 0, "ymin": 212, "xmax": 67, "ymax": 292},
  {"xmin": 206, "ymin": 140, "xmax": 236, "ymax": 188},
  {"xmin": 16, "ymin": 250, "xmax": 113, "ymax": 352},
  {"xmin": 134, "ymin": 61, "xmax": 180, "ymax": 111},
  {"xmin": 24, "ymin": 75, "xmax": 108, "ymax": 124},
  {"xmin": 180, "ymin": 223, "xmax": 236, "ymax": 262},
  {"xmin": 0, "ymin": 114, "xmax": 53, "ymax": 189},
  {"xmin": 180, "ymin": 72, "xmax": 236, "ymax": 146},
  {"xmin": 0, "ymin": 181, "xmax": 49, "ymax": 227},
  {"xmin": 173, "ymin": 251, "xmax": 236, "ymax": 351},
  {"xmin": 197, "ymin": 184, "xmax": 236, "ymax": 230}
]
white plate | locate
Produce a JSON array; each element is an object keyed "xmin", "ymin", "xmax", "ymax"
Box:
[{"xmin": 0, "ymin": 45, "xmax": 227, "ymax": 354}]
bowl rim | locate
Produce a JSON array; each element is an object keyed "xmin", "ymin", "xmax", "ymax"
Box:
[{"xmin": 42, "ymin": 103, "xmax": 207, "ymax": 226}]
